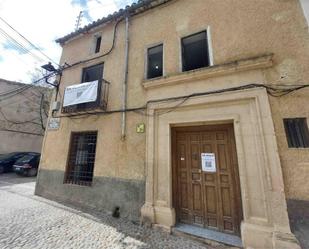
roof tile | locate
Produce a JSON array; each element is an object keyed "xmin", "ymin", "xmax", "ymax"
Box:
[{"xmin": 56, "ymin": 0, "xmax": 172, "ymax": 45}]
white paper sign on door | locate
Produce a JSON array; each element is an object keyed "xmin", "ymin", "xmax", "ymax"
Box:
[{"xmin": 201, "ymin": 153, "xmax": 216, "ymax": 172}]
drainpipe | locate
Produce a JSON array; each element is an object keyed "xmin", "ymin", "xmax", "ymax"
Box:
[{"xmin": 121, "ymin": 14, "xmax": 130, "ymax": 140}]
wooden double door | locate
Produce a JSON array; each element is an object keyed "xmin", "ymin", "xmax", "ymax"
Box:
[{"xmin": 172, "ymin": 124, "xmax": 242, "ymax": 235}]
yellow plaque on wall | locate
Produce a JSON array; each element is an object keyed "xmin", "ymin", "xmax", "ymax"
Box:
[{"xmin": 136, "ymin": 123, "xmax": 145, "ymax": 133}]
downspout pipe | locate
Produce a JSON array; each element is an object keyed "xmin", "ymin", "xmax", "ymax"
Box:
[{"xmin": 121, "ymin": 14, "xmax": 130, "ymax": 140}]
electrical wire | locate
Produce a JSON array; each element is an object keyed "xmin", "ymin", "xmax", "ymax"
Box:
[
  {"xmin": 0, "ymin": 85, "xmax": 32, "ymax": 97},
  {"xmin": 0, "ymin": 90, "xmax": 48, "ymax": 113},
  {"xmin": 0, "ymin": 108, "xmax": 42, "ymax": 126},
  {"xmin": 0, "ymin": 27, "xmax": 45, "ymax": 63},
  {"xmin": 49, "ymin": 17, "xmax": 122, "ymax": 102},
  {"xmin": 11, "ymin": 16, "xmax": 123, "ymax": 103},
  {"xmin": 39, "ymin": 93, "xmax": 46, "ymax": 130},
  {"xmin": 0, "ymin": 128, "xmax": 43, "ymax": 136},
  {"xmin": 54, "ymin": 83, "xmax": 309, "ymax": 119},
  {"xmin": 0, "ymin": 86, "xmax": 50, "ymax": 131},
  {"xmin": 0, "ymin": 16, "xmax": 60, "ymax": 66},
  {"xmin": 0, "ymin": 72, "xmax": 56, "ymax": 99},
  {"xmin": 0, "ymin": 72, "xmax": 54, "ymax": 94},
  {"xmin": 63, "ymin": 17, "xmax": 122, "ymax": 70},
  {"xmin": 0, "ymin": 86, "xmax": 34, "ymax": 101},
  {"xmin": 0, "ymin": 29, "xmax": 36, "ymax": 57},
  {"xmin": 0, "ymin": 34, "xmax": 44, "ymax": 72}
]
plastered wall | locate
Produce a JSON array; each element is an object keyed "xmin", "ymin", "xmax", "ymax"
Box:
[
  {"xmin": 41, "ymin": 0, "xmax": 309, "ymax": 200},
  {"xmin": 0, "ymin": 79, "xmax": 51, "ymax": 154}
]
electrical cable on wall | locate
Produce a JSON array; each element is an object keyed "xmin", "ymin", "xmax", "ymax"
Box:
[
  {"xmin": 0, "ymin": 91, "xmax": 49, "ymax": 136},
  {"xmin": 2, "ymin": 11, "xmax": 308, "ymax": 125},
  {"xmin": 0, "ymin": 128, "xmax": 43, "ymax": 136},
  {"xmin": 0, "ymin": 108, "xmax": 42, "ymax": 126},
  {"xmin": 0, "ymin": 84, "xmax": 32, "ymax": 97},
  {"xmin": 64, "ymin": 17, "xmax": 123, "ymax": 70},
  {"xmin": 53, "ymin": 83, "xmax": 309, "ymax": 119},
  {"xmin": 39, "ymin": 93, "xmax": 46, "ymax": 130},
  {"xmin": 0, "ymin": 72, "xmax": 56, "ymax": 99}
]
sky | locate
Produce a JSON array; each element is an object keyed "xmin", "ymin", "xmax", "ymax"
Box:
[{"xmin": 0, "ymin": 0, "xmax": 135, "ymax": 83}]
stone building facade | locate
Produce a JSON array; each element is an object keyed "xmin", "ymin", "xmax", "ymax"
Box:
[
  {"xmin": 0, "ymin": 78, "xmax": 51, "ymax": 154},
  {"xmin": 35, "ymin": 1, "xmax": 309, "ymax": 248}
]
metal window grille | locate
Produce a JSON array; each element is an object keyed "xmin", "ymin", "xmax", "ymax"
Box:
[
  {"xmin": 64, "ymin": 131, "xmax": 98, "ymax": 186},
  {"xmin": 284, "ymin": 118, "xmax": 309, "ymax": 148}
]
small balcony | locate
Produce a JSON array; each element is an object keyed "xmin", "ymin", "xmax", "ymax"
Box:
[{"xmin": 62, "ymin": 79, "xmax": 109, "ymax": 113}]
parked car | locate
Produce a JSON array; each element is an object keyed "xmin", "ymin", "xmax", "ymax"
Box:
[
  {"xmin": 0, "ymin": 152, "xmax": 29, "ymax": 173},
  {"xmin": 13, "ymin": 153, "xmax": 40, "ymax": 176}
]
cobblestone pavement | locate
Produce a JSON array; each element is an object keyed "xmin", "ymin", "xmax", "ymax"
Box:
[{"xmin": 0, "ymin": 173, "xmax": 236, "ymax": 249}]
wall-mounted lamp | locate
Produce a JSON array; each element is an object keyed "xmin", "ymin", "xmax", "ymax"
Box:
[
  {"xmin": 41, "ymin": 62, "xmax": 61, "ymax": 87},
  {"xmin": 41, "ymin": 62, "xmax": 57, "ymax": 72}
]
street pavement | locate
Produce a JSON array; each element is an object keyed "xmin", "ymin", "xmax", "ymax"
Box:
[{"xmin": 0, "ymin": 173, "xmax": 235, "ymax": 249}]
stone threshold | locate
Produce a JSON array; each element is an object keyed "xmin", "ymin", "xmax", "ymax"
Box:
[
  {"xmin": 142, "ymin": 53, "xmax": 273, "ymax": 89},
  {"xmin": 173, "ymin": 223, "xmax": 243, "ymax": 248}
]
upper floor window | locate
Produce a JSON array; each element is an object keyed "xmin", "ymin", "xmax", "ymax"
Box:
[
  {"xmin": 181, "ymin": 31, "xmax": 210, "ymax": 72},
  {"xmin": 62, "ymin": 63, "xmax": 107, "ymax": 113},
  {"xmin": 82, "ymin": 63, "xmax": 104, "ymax": 82},
  {"xmin": 147, "ymin": 44, "xmax": 163, "ymax": 79},
  {"xmin": 94, "ymin": 36, "xmax": 102, "ymax": 53},
  {"xmin": 284, "ymin": 118, "xmax": 309, "ymax": 148}
]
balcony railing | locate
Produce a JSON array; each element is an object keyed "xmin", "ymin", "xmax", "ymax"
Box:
[{"xmin": 62, "ymin": 79, "xmax": 109, "ymax": 113}]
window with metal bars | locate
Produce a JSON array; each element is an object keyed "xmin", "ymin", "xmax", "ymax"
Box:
[
  {"xmin": 64, "ymin": 131, "xmax": 98, "ymax": 186},
  {"xmin": 284, "ymin": 118, "xmax": 309, "ymax": 148}
]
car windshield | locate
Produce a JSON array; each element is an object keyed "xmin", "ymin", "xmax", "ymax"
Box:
[
  {"xmin": 16, "ymin": 154, "xmax": 36, "ymax": 163},
  {"xmin": 0, "ymin": 153, "xmax": 17, "ymax": 160}
]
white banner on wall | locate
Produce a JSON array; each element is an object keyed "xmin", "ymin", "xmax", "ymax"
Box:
[{"xmin": 63, "ymin": 80, "xmax": 98, "ymax": 107}]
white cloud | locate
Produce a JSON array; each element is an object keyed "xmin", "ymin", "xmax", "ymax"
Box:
[
  {"xmin": 0, "ymin": 0, "xmax": 135, "ymax": 83},
  {"xmin": 87, "ymin": 0, "xmax": 118, "ymax": 22}
]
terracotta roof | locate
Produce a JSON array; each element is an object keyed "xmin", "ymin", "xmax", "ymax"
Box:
[{"xmin": 56, "ymin": 0, "xmax": 172, "ymax": 45}]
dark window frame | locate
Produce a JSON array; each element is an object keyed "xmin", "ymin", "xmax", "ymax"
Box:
[
  {"xmin": 81, "ymin": 63, "xmax": 104, "ymax": 83},
  {"xmin": 283, "ymin": 118, "xmax": 309, "ymax": 148},
  {"xmin": 95, "ymin": 36, "xmax": 101, "ymax": 53},
  {"xmin": 147, "ymin": 44, "xmax": 163, "ymax": 79},
  {"xmin": 181, "ymin": 30, "xmax": 210, "ymax": 72},
  {"xmin": 64, "ymin": 131, "xmax": 98, "ymax": 186}
]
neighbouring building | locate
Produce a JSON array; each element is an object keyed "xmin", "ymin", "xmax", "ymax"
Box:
[
  {"xmin": 0, "ymin": 78, "xmax": 51, "ymax": 154},
  {"xmin": 35, "ymin": 0, "xmax": 309, "ymax": 248}
]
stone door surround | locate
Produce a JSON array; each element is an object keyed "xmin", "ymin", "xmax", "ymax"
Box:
[{"xmin": 141, "ymin": 87, "xmax": 300, "ymax": 249}]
